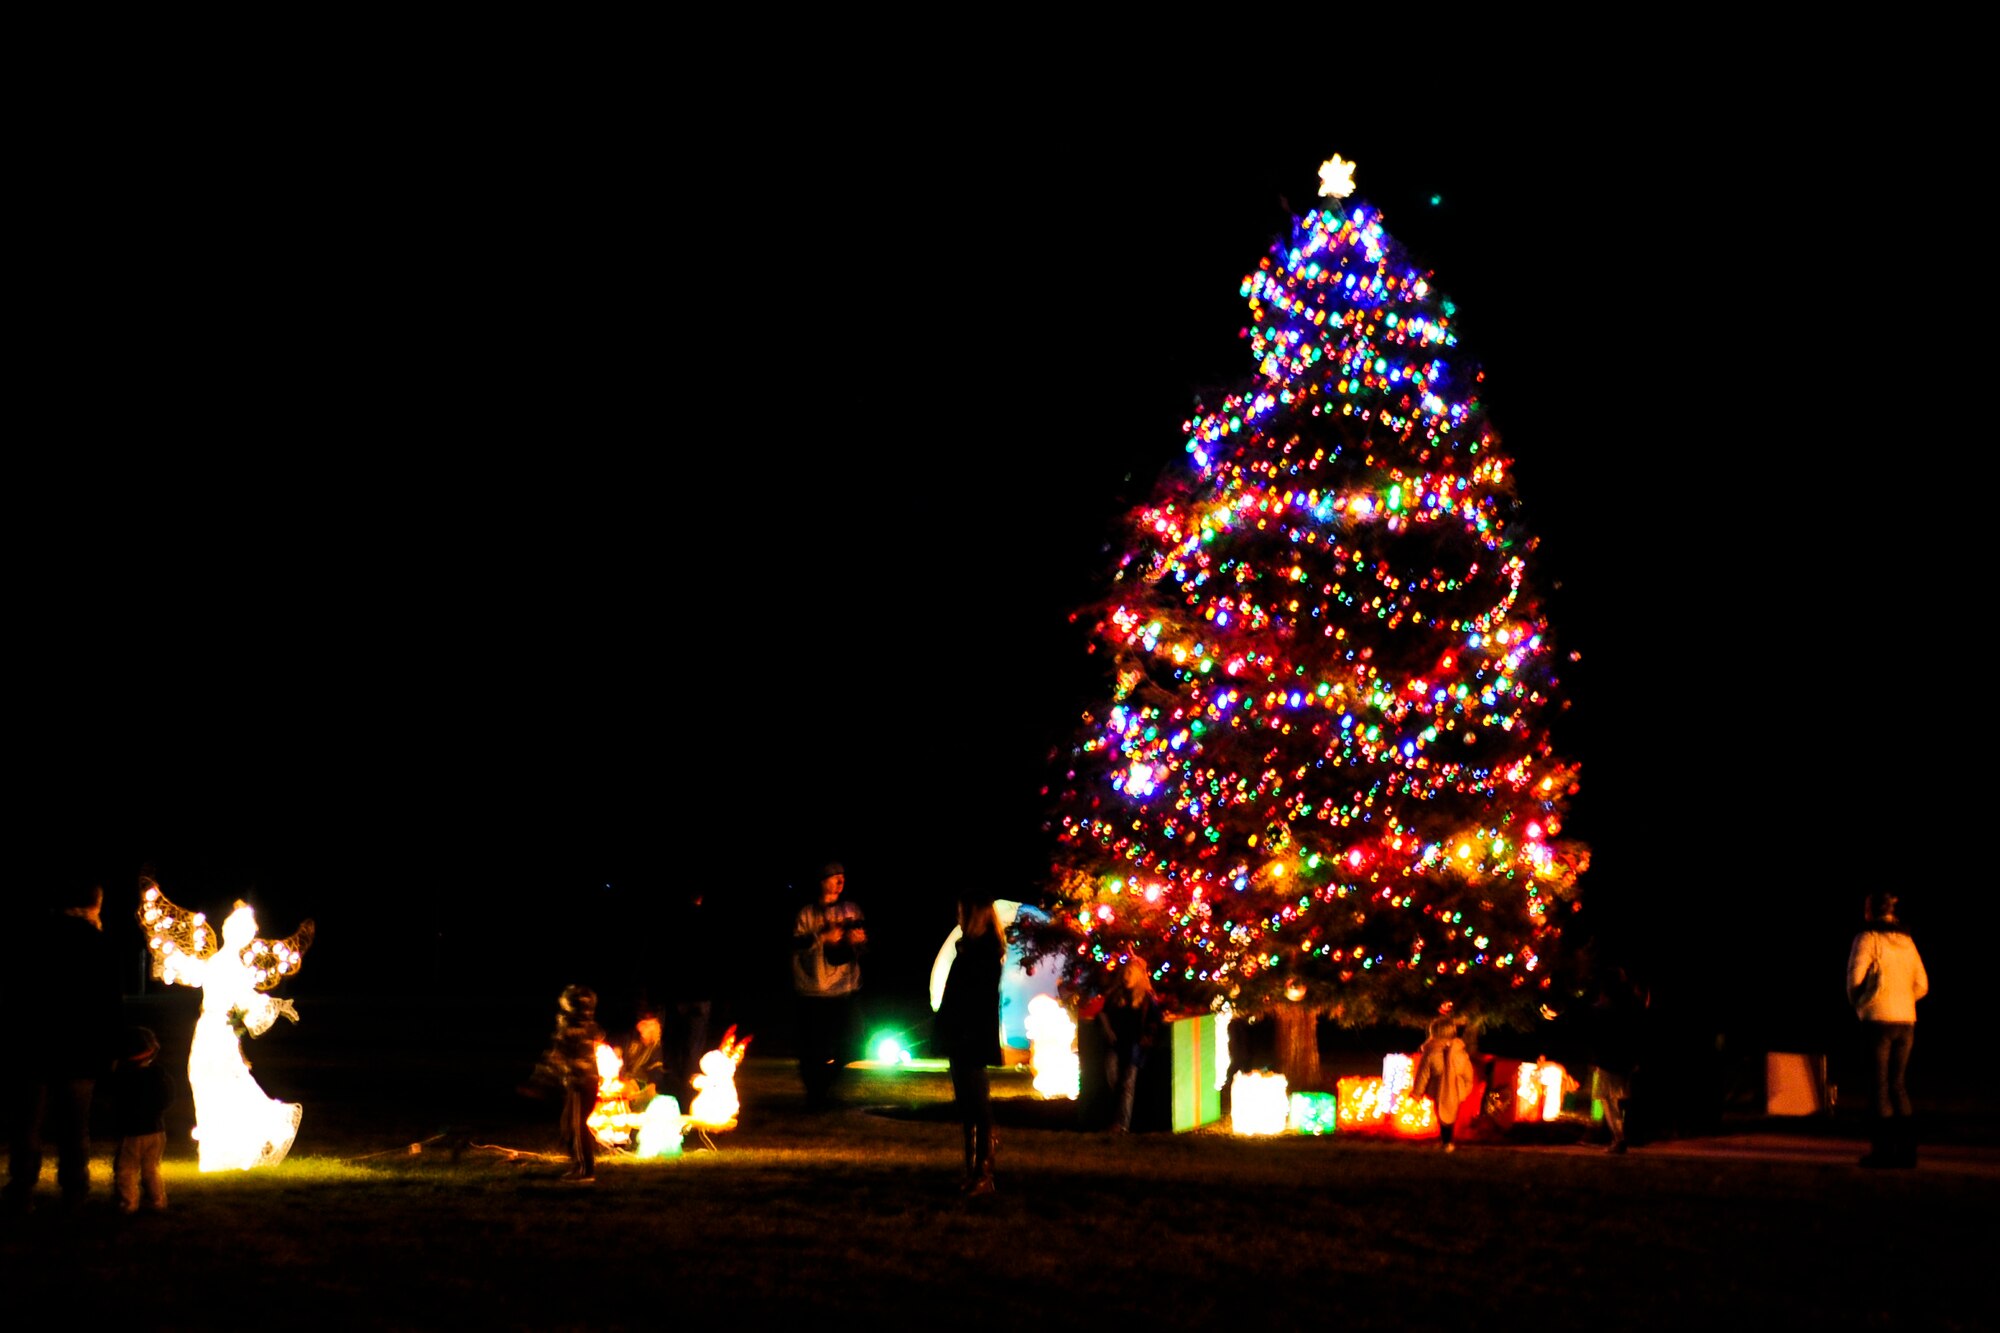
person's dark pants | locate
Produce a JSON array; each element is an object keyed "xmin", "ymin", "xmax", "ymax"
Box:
[
  {"xmin": 559, "ymin": 1087, "xmax": 596, "ymax": 1178},
  {"xmin": 4, "ymin": 1076, "xmax": 96, "ymax": 1203},
  {"xmin": 796, "ymin": 994, "xmax": 856, "ymax": 1108},
  {"xmin": 670, "ymin": 999, "xmax": 711, "ymax": 1108},
  {"xmin": 950, "ymin": 1056, "xmax": 994, "ymax": 1182},
  {"xmin": 1863, "ymin": 1021, "xmax": 1916, "ymax": 1118},
  {"xmin": 1860, "ymin": 1020, "xmax": 1917, "ymax": 1166},
  {"xmin": 950, "ymin": 1057, "xmax": 992, "ymax": 1138}
]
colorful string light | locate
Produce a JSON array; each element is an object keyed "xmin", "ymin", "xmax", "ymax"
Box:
[{"xmin": 1019, "ymin": 156, "xmax": 1589, "ymax": 1034}]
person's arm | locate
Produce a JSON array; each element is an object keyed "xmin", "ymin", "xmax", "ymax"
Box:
[
  {"xmin": 792, "ymin": 907, "xmax": 822, "ymax": 956},
  {"xmin": 1845, "ymin": 934, "xmax": 1877, "ymax": 1009},
  {"xmin": 1912, "ymin": 944, "xmax": 1929, "ymax": 1005}
]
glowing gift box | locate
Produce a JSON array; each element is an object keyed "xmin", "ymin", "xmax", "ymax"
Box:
[
  {"xmin": 1288, "ymin": 1090, "xmax": 1339, "ymax": 1135},
  {"xmin": 1230, "ymin": 1071, "xmax": 1290, "ymax": 1135},
  {"xmin": 1169, "ymin": 1013, "xmax": 1224, "ymax": 1133},
  {"xmin": 1388, "ymin": 1092, "xmax": 1437, "ymax": 1138},
  {"xmin": 1335, "ymin": 1075, "xmax": 1393, "ymax": 1132},
  {"xmin": 1514, "ymin": 1059, "xmax": 1574, "ymax": 1124},
  {"xmin": 1025, "ymin": 995, "xmax": 1080, "ymax": 1100}
]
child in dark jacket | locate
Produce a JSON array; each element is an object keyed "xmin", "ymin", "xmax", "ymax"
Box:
[
  {"xmin": 111, "ymin": 1026, "xmax": 173, "ymax": 1213},
  {"xmin": 533, "ymin": 985, "xmax": 606, "ymax": 1182}
]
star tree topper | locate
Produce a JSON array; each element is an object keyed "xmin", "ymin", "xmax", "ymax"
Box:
[{"xmin": 1318, "ymin": 153, "xmax": 1357, "ymax": 200}]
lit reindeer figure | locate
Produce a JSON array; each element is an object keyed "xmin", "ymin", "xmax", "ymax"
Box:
[{"xmin": 138, "ymin": 877, "xmax": 314, "ymax": 1171}]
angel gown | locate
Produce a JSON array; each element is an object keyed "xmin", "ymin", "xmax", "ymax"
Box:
[{"xmin": 184, "ymin": 908, "xmax": 303, "ymax": 1170}]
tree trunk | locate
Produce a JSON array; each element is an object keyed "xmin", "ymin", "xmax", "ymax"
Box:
[{"xmin": 1272, "ymin": 1003, "xmax": 1322, "ymax": 1092}]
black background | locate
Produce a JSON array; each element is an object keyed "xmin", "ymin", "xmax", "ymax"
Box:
[{"xmin": 18, "ymin": 56, "xmax": 1975, "ymax": 1068}]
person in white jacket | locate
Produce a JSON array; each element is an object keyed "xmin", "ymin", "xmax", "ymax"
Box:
[{"xmin": 1845, "ymin": 892, "xmax": 1929, "ymax": 1168}]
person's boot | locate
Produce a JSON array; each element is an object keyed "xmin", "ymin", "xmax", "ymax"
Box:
[
  {"xmin": 1859, "ymin": 1119, "xmax": 1895, "ymax": 1168},
  {"xmin": 958, "ymin": 1124, "xmax": 977, "ymax": 1194},
  {"xmin": 1893, "ymin": 1116, "xmax": 1919, "ymax": 1169},
  {"xmin": 969, "ymin": 1124, "xmax": 996, "ymax": 1197}
]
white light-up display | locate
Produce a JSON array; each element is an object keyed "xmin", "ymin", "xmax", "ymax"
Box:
[
  {"xmin": 1516, "ymin": 1059, "xmax": 1571, "ymax": 1123},
  {"xmin": 1231, "ymin": 1071, "xmax": 1290, "ymax": 1135},
  {"xmin": 687, "ymin": 1027, "xmax": 750, "ymax": 1129},
  {"xmin": 1381, "ymin": 1052, "xmax": 1416, "ymax": 1105},
  {"xmin": 138, "ymin": 880, "xmax": 314, "ymax": 1173},
  {"xmin": 1214, "ymin": 1004, "xmax": 1233, "ymax": 1092},
  {"xmin": 1024, "ymin": 994, "xmax": 1080, "ymax": 1099},
  {"xmin": 633, "ymin": 1096, "xmax": 684, "ymax": 1159}
]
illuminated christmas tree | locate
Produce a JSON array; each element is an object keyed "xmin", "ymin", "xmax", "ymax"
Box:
[{"xmin": 1019, "ymin": 155, "xmax": 1588, "ymax": 1090}]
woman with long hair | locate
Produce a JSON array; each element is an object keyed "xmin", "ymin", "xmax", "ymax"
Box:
[{"xmin": 938, "ymin": 893, "xmax": 1004, "ymax": 1195}]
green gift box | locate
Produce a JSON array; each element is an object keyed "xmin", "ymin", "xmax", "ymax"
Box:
[{"xmin": 1169, "ymin": 1013, "xmax": 1224, "ymax": 1132}]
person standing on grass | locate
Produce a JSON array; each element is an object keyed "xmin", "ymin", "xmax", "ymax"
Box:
[
  {"xmin": 791, "ymin": 862, "xmax": 866, "ymax": 1111},
  {"xmin": 1413, "ymin": 1013, "xmax": 1475, "ymax": 1152},
  {"xmin": 3, "ymin": 883, "xmax": 121, "ymax": 1215},
  {"xmin": 110, "ymin": 1026, "xmax": 172, "ymax": 1213},
  {"xmin": 938, "ymin": 892, "xmax": 1003, "ymax": 1196},
  {"xmin": 1098, "ymin": 956, "xmax": 1163, "ymax": 1133},
  {"xmin": 1847, "ymin": 892, "xmax": 1928, "ymax": 1169},
  {"xmin": 533, "ymin": 985, "xmax": 606, "ymax": 1183}
]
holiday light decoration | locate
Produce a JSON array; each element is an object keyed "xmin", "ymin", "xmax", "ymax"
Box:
[
  {"xmin": 1515, "ymin": 1058, "xmax": 1574, "ymax": 1123},
  {"xmin": 687, "ymin": 1027, "xmax": 751, "ymax": 1129},
  {"xmin": 1336, "ymin": 1075, "xmax": 1391, "ymax": 1131},
  {"xmin": 1230, "ymin": 1071, "xmax": 1291, "ymax": 1135},
  {"xmin": 138, "ymin": 878, "xmax": 313, "ymax": 1172},
  {"xmin": 1016, "ymin": 152, "xmax": 1589, "ymax": 1059},
  {"xmin": 634, "ymin": 1096, "xmax": 684, "ymax": 1159},
  {"xmin": 1381, "ymin": 1052, "xmax": 1417, "ymax": 1105},
  {"xmin": 872, "ymin": 1035, "xmax": 913, "ymax": 1066},
  {"xmin": 1288, "ymin": 1090, "xmax": 1339, "ymax": 1135},
  {"xmin": 1025, "ymin": 995, "xmax": 1080, "ymax": 1099},
  {"xmin": 586, "ymin": 1042, "xmax": 642, "ymax": 1149},
  {"xmin": 1214, "ymin": 1004, "xmax": 1234, "ymax": 1091},
  {"xmin": 1317, "ymin": 154, "xmax": 1356, "ymax": 200},
  {"xmin": 1388, "ymin": 1088, "xmax": 1438, "ymax": 1138}
]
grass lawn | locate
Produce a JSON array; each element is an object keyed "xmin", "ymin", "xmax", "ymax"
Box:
[{"xmin": 5, "ymin": 1034, "xmax": 1994, "ymax": 1333}]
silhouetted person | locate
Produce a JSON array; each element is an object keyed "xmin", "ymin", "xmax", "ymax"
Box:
[
  {"xmin": 1584, "ymin": 963, "xmax": 1650, "ymax": 1152},
  {"xmin": 791, "ymin": 862, "xmax": 866, "ymax": 1111},
  {"xmin": 109, "ymin": 1025, "xmax": 172, "ymax": 1213},
  {"xmin": 939, "ymin": 893, "xmax": 1003, "ymax": 1196},
  {"xmin": 1847, "ymin": 892, "xmax": 1928, "ymax": 1168},
  {"xmin": 1098, "ymin": 957, "xmax": 1163, "ymax": 1133},
  {"xmin": 532, "ymin": 984, "xmax": 605, "ymax": 1183},
  {"xmin": 3, "ymin": 883, "xmax": 121, "ymax": 1214}
]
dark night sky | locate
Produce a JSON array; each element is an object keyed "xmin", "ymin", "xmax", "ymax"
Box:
[{"xmin": 20, "ymin": 71, "xmax": 1975, "ymax": 1054}]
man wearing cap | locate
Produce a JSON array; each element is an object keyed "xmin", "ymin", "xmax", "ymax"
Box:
[
  {"xmin": 1846, "ymin": 891, "xmax": 1929, "ymax": 1168},
  {"xmin": 792, "ymin": 862, "xmax": 867, "ymax": 1110}
]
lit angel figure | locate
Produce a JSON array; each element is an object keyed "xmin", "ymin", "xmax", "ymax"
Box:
[{"xmin": 138, "ymin": 878, "xmax": 315, "ymax": 1171}]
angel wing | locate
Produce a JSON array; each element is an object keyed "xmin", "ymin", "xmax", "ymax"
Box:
[
  {"xmin": 137, "ymin": 876, "xmax": 219, "ymax": 987},
  {"xmin": 239, "ymin": 915, "xmax": 316, "ymax": 992}
]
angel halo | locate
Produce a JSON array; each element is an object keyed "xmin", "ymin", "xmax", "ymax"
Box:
[{"xmin": 138, "ymin": 877, "xmax": 315, "ymax": 1171}]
